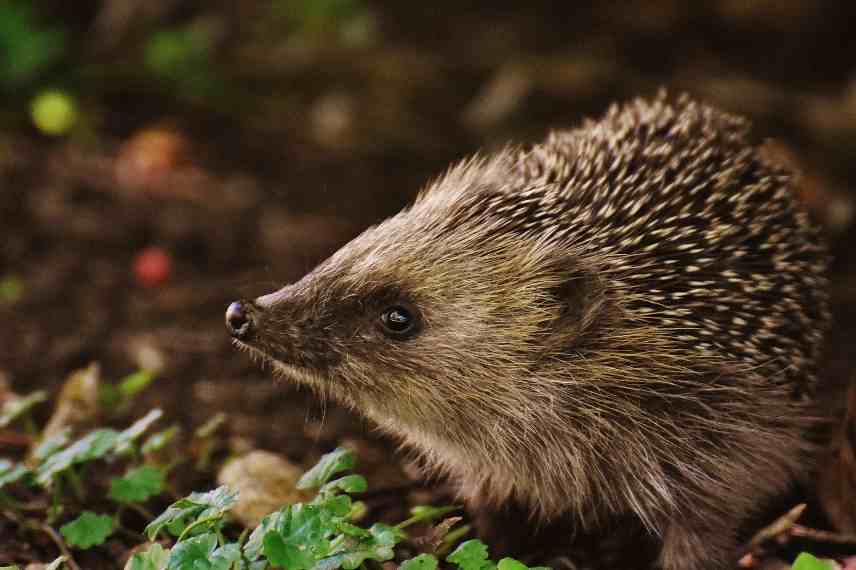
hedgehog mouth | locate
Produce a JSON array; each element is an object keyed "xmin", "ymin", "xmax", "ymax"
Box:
[{"xmin": 232, "ymin": 339, "xmax": 328, "ymax": 388}]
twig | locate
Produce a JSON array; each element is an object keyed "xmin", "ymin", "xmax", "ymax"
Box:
[
  {"xmin": 40, "ymin": 524, "xmax": 82, "ymax": 570},
  {"xmin": 746, "ymin": 503, "xmax": 806, "ymax": 549},
  {"xmin": 738, "ymin": 503, "xmax": 807, "ymax": 566},
  {"xmin": 791, "ymin": 524, "xmax": 856, "ymax": 545},
  {"xmin": 411, "ymin": 516, "xmax": 463, "ymax": 550}
]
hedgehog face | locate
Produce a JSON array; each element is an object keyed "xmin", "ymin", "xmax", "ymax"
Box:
[{"xmin": 229, "ymin": 156, "xmax": 596, "ymax": 453}]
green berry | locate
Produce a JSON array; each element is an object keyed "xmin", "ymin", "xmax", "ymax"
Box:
[{"xmin": 30, "ymin": 90, "xmax": 77, "ymax": 136}]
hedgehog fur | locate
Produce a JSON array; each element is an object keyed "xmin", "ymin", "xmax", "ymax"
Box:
[{"xmin": 231, "ymin": 93, "xmax": 831, "ymax": 570}]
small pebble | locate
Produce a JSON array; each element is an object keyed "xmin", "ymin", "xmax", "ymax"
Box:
[{"xmin": 217, "ymin": 450, "xmax": 311, "ymax": 526}]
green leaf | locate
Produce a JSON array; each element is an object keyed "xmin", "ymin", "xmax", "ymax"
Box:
[
  {"xmin": 109, "ymin": 466, "xmax": 165, "ymax": 504},
  {"xmin": 263, "ymin": 531, "xmax": 315, "ymax": 570},
  {"xmin": 319, "ymin": 474, "xmax": 367, "ymax": 496},
  {"xmin": 399, "ymin": 504, "xmax": 460, "ymax": 528},
  {"xmin": 338, "ymin": 548, "xmax": 389, "ymax": 570},
  {"xmin": 792, "ymin": 553, "xmax": 833, "ymax": 570},
  {"xmin": 244, "ymin": 509, "xmax": 287, "ymax": 561},
  {"xmin": 319, "ymin": 494, "xmax": 352, "ymax": 517},
  {"xmin": 0, "ymin": 390, "xmax": 47, "ymax": 427},
  {"xmin": 332, "ymin": 523, "xmax": 404, "ymax": 570},
  {"xmin": 60, "ymin": 511, "xmax": 113, "ymax": 549},
  {"xmin": 118, "ymin": 370, "xmax": 157, "ymax": 398},
  {"xmin": 367, "ymin": 522, "xmax": 404, "ymax": 547},
  {"xmin": 297, "ymin": 448, "xmax": 356, "ymax": 490},
  {"xmin": 312, "ymin": 555, "xmax": 349, "ymax": 570},
  {"xmin": 0, "ymin": 3, "xmax": 65, "ymax": 85},
  {"xmin": 142, "ymin": 425, "xmax": 180, "ymax": 454},
  {"xmin": 167, "ymin": 533, "xmax": 216, "ymax": 569},
  {"xmin": 115, "ymin": 409, "xmax": 163, "ymax": 455},
  {"xmin": 145, "ymin": 486, "xmax": 238, "ymax": 539},
  {"xmin": 252, "ymin": 503, "xmax": 341, "ymax": 568},
  {"xmin": 241, "ymin": 451, "xmax": 454, "ymax": 570},
  {"xmin": 125, "ymin": 542, "xmax": 169, "ymax": 570},
  {"xmin": 497, "ymin": 559, "xmax": 532, "ymax": 570},
  {"xmin": 210, "ymin": 543, "xmax": 242, "ymax": 570},
  {"xmin": 336, "ymin": 521, "xmax": 370, "ymax": 538},
  {"xmin": 347, "ymin": 500, "xmax": 367, "ymax": 521},
  {"xmin": 36, "ymin": 429, "xmax": 120, "ymax": 486},
  {"xmin": 33, "ymin": 428, "xmax": 71, "ymax": 460},
  {"xmin": 0, "ymin": 459, "xmax": 30, "ymax": 489},
  {"xmin": 280, "ymin": 503, "xmax": 333, "ymax": 554},
  {"xmin": 400, "ymin": 554, "xmax": 439, "ymax": 570},
  {"xmin": 97, "ymin": 382, "xmax": 120, "ymax": 411},
  {"xmin": 165, "ymin": 535, "xmax": 239, "ymax": 570},
  {"xmin": 447, "ymin": 539, "xmax": 496, "ymax": 570},
  {"xmin": 102, "ymin": 371, "xmax": 157, "ymax": 413}
]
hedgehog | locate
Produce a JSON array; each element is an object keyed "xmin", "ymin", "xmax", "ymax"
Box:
[{"xmin": 226, "ymin": 93, "xmax": 830, "ymax": 569}]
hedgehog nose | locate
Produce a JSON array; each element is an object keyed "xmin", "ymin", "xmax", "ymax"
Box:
[{"xmin": 225, "ymin": 301, "xmax": 254, "ymax": 340}]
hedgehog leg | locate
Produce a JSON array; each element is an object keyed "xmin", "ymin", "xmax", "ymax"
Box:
[{"xmin": 658, "ymin": 514, "xmax": 738, "ymax": 570}]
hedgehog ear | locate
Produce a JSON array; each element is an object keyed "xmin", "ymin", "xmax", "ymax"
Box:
[{"xmin": 548, "ymin": 270, "xmax": 610, "ymax": 343}]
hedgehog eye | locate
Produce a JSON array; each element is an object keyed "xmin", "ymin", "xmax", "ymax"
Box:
[{"xmin": 380, "ymin": 305, "xmax": 417, "ymax": 338}]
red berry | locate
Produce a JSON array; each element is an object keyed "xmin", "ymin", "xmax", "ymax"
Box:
[{"xmin": 134, "ymin": 247, "xmax": 172, "ymax": 288}]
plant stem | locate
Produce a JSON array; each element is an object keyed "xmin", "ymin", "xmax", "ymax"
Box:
[
  {"xmin": 438, "ymin": 524, "xmax": 471, "ymax": 556},
  {"xmin": 40, "ymin": 523, "xmax": 82, "ymax": 570},
  {"xmin": 23, "ymin": 412, "xmax": 39, "ymax": 438},
  {"xmin": 64, "ymin": 468, "xmax": 86, "ymax": 502},
  {"xmin": 396, "ymin": 506, "xmax": 460, "ymax": 530},
  {"xmin": 48, "ymin": 483, "xmax": 62, "ymax": 524},
  {"xmin": 177, "ymin": 514, "xmax": 222, "ymax": 542}
]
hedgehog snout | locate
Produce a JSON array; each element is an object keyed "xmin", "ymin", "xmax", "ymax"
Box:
[{"xmin": 225, "ymin": 300, "xmax": 256, "ymax": 340}]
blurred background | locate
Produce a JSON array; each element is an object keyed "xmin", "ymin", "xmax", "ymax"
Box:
[{"xmin": 2, "ymin": 0, "xmax": 856, "ymax": 560}]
